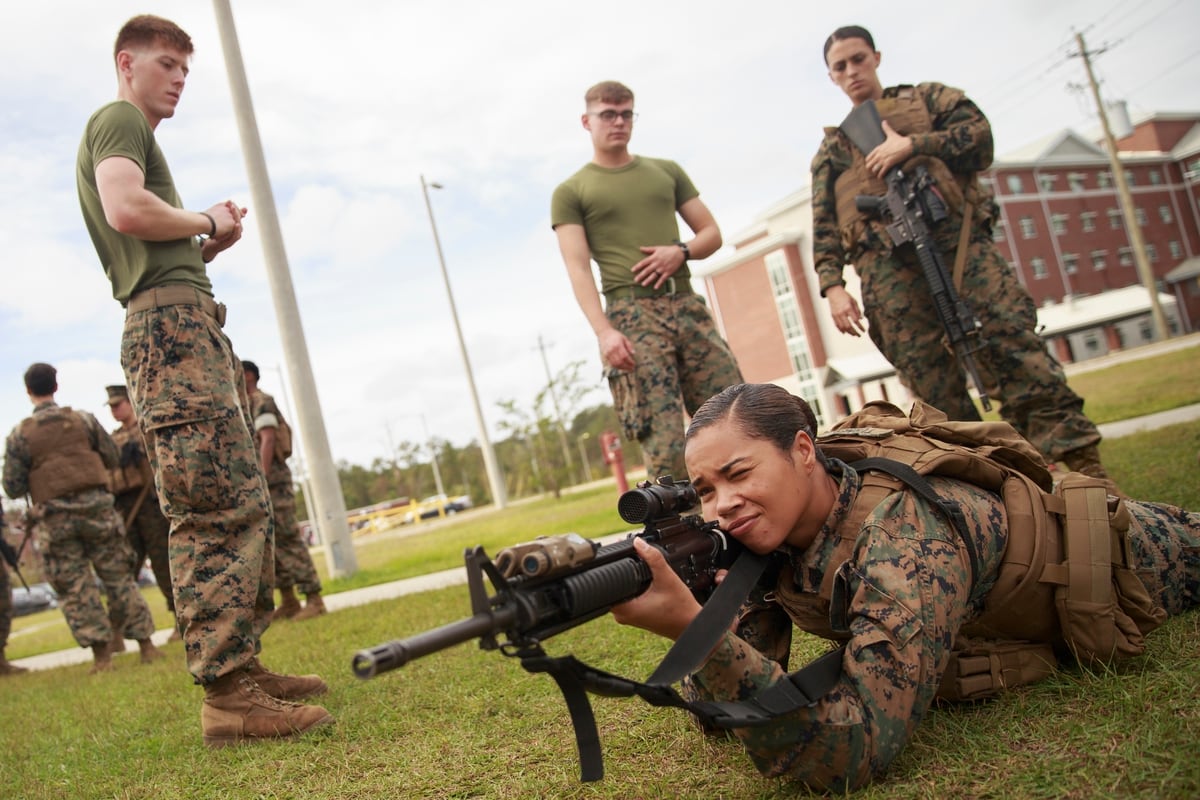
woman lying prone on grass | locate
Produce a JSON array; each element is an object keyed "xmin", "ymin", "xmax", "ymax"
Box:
[{"xmin": 612, "ymin": 382, "xmax": 1200, "ymax": 792}]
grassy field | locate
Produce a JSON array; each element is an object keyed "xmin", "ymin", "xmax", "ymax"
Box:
[{"xmin": 2, "ymin": 343, "xmax": 1199, "ymax": 798}]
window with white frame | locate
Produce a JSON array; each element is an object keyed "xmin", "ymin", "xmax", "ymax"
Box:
[
  {"xmin": 1038, "ymin": 173, "xmax": 1057, "ymax": 192},
  {"xmin": 1135, "ymin": 207, "xmax": 1148, "ymax": 226},
  {"xmin": 1149, "ymin": 169, "xmax": 1163, "ymax": 185},
  {"xmin": 765, "ymin": 250, "xmax": 826, "ymax": 427},
  {"xmin": 1118, "ymin": 247, "xmax": 1133, "ymax": 266},
  {"xmin": 1108, "ymin": 208, "xmax": 1122, "ymax": 229},
  {"xmin": 1098, "ymin": 171, "xmax": 1112, "ymax": 188},
  {"xmin": 1170, "ymin": 240, "xmax": 1183, "ymax": 259},
  {"xmin": 1051, "ymin": 214, "xmax": 1068, "ymax": 235},
  {"xmin": 1007, "ymin": 174, "xmax": 1024, "ymax": 193},
  {"xmin": 1146, "ymin": 244, "xmax": 1158, "ymax": 263},
  {"xmin": 992, "ymin": 220, "xmax": 1005, "ymax": 242},
  {"xmin": 1159, "ymin": 205, "xmax": 1173, "ymax": 224},
  {"xmin": 1125, "ymin": 170, "xmax": 1136, "ymax": 186},
  {"xmin": 1020, "ymin": 216, "xmax": 1036, "ymax": 239},
  {"xmin": 1091, "ymin": 250, "xmax": 1107, "ymax": 270},
  {"xmin": 1080, "ymin": 212, "xmax": 1097, "ymax": 232},
  {"xmin": 1068, "ymin": 172, "xmax": 1085, "ymax": 192},
  {"xmin": 1030, "ymin": 257, "xmax": 1048, "ymax": 279},
  {"xmin": 1063, "ymin": 253, "xmax": 1079, "ymax": 274}
]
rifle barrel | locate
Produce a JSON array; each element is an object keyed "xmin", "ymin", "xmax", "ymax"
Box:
[{"xmin": 351, "ymin": 605, "xmax": 518, "ymax": 679}]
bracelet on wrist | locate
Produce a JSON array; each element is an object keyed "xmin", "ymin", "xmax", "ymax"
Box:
[
  {"xmin": 200, "ymin": 212, "xmax": 217, "ymax": 239},
  {"xmin": 673, "ymin": 239, "xmax": 691, "ymax": 262}
]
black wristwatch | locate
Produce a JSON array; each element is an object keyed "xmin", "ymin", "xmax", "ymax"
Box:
[{"xmin": 673, "ymin": 240, "xmax": 691, "ymax": 262}]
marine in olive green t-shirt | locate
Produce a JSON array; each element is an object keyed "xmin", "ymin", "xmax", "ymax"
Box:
[
  {"xmin": 551, "ymin": 156, "xmax": 698, "ymax": 293},
  {"xmin": 76, "ymin": 100, "xmax": 211, "ymax": 305}
]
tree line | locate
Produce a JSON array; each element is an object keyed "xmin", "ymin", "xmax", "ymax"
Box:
[{"xmin": 296, "ymin": 360, "xmax": 644, "ymax": 516}]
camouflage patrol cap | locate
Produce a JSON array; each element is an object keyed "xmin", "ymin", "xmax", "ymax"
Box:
[{"xmin": 106, "ymin": 384, "xmax": 129, "ymax": 405}]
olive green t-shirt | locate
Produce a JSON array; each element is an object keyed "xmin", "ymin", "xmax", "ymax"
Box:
[
  {"xmin": 550, "ymin": 156, "xmax": 698, "ymax": 293},
  {"xmin": 76, "ymin": 100, "xmax": 211, "ymax": 305}
]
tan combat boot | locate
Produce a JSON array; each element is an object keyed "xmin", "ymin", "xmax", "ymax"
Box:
[
  {"xmin": 89, "ymin": 642, "xmax": 113, "ymax": 674},
  {"xmin": 273, "ymin": 586, "xmax": 302, "ymax": 621},
  {"xmin": 0, "ymin": 649, "xmax": 28, "ymax": 676},
  {"xmin": 109, "ymin": 631, "xmax": 127, "ymax": 654},
  {"xmin": 292, "ymin": 592, "xmax": 327, "ymax": 622},
  {"xmin": 201, "ymin": 671, "xmax": 334, "ymax": 749},
  {"xmin": 245, "ymin": 657, "xmax": 329, "ymax": 700},
  {"xmin": 138, "ymin": 638, "xmax": 165, "ymax": 664}
]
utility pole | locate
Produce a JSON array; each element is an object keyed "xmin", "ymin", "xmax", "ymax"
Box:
[
  {"xmin": 212, "ymin": 0, "xmax": 356, "ymax": 575},
  {"xmin": 536, "ymin": 334, "xmax": 578, "ymax": 480},
  {"xmin": 1073, "ymin": 31, "xmax": 1171, "ymax": 341}
]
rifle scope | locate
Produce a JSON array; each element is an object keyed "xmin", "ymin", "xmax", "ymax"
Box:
[{"xmin": 617, "ymin": 478, "xmax": 698, "ymax": 524}]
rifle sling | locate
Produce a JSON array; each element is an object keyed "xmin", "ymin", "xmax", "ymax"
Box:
[
  {"xmin": 519, "ymin": 549, "xmax": 845, "ymax": 782},
  {"xmin": 848, "ymin": 457, "xmax": 980, "ymax": 588},
  {"xmin": 952, "ymin": 200, "xmax": 974, "ymax": 292},
  {"xmin": 647, "ymin": 548, "xmax": 771, "ymax": 685}
]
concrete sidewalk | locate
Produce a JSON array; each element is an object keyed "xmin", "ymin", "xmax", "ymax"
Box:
[{"xmin": 12, "ymin": 399, "xmax": 1200, "ymax": 673}]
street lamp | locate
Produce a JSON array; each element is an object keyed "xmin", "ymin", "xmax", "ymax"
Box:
[{"xmin": 420, "ymin": 175, "xmax": 507, "ymax": 509}]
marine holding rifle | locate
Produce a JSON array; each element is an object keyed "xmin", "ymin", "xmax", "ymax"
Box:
[
  {"xmin": 612, "ymin": 382, "xmax": 1200, "ymax": 791},
  {"xmin": 811, "ymin": 25, "xmax": 1110, "ymax": 479}
]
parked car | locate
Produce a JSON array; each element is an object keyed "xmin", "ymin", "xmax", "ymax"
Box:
[
  {"xmin": 11, "ymin": 582, "xmax": 58, "ymax": 617},
  {"xmin": 402, "ymin": 494, "xmax": 474, "ymax": 524}
]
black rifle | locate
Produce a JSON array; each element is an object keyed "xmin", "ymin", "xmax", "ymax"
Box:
[
  {"xmin": 351, "ymin": 476, "xmax": 748, "ymax": 779},
  {"xmin": 840, "ymin": 99, "xmax": 993, "ymax": 411},
  {"xmin": 0, "ymin": 532, "xmax": 30, "ymax": 592}
]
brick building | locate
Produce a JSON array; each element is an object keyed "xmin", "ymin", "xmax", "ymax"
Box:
[{"xmin": 695, "ymin": 111, "xmax": 1200, "ymax": 428}]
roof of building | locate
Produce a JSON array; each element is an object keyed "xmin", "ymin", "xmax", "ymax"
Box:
[
  {"xmin": 1035, "ymin": 285, "xmax": 1177, "ymax": 337},
  {"xmin": 1165, "ymin": 256, "xmax": 1200, "ymax": 282}
]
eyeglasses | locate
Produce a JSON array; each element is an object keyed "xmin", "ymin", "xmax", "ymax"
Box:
[{"xmin": 591, "ymin": 109, "xmax": 637, "ymax": 123}]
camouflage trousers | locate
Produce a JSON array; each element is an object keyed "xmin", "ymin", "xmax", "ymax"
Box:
[
  {"xmin": 857, "ymin": 233, "xmax": 1101, "ymax": 462},
  {"xmin": 0, "ymin": 558, "xmax": 12, "ymax": 649},
  {"xmin": 122, "ymin": 301, "xmax": 274, "ymax": 684},
  {"xmin": 269, "ymin": 480, "xmax": 321, "ymax": 596},
  {"xmin": 114, "ymin": 488, "xmax": 173, "ymax": 612},
  {"xmin": 36, "ymin": 488, "xmax": 156, "ymax": 648},
  {"xmin": 605, "ymin": 291, "xmax": 743, "ymax": 481},
  {"xmin": 1126, "ymin": 499, "xmax": 1200, "ymax": 616}
]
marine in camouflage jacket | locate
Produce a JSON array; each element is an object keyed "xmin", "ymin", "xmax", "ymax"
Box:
[{"xmin": 809, "ymin": 82, "xmax": 996, "ymax": 296}]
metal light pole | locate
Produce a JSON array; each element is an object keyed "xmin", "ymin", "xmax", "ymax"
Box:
[
  {"xmin": 577, "ymin": 432, "xmax": 594, "ymax": 482},
  {"xmin": 420, "ymin": 175, "xmax": 507, "ymax": 509},
  {"xmin": 213, "ymin": 0, "xmax": 356, "ymax": 576}
]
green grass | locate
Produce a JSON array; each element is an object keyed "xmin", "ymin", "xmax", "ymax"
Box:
[
  {"xmin": 1066, "ymin": 346, "xmax": 1200, "ymax": 424},
  {"xmin": 3, "ymin": 342, "xmax": 1199, "ymax": 798}
]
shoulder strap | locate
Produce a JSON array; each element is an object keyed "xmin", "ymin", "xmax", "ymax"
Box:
[{"xmin": 849, "ymin": 457, "xmax": 980, "ymax": 588}]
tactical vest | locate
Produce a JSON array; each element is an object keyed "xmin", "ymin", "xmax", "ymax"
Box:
[
  {"xmin": 107, "ymin": 424, "xmax": 148, "ymax": 496},
  {"xmin": 21, "ymin": 406, "xmax": 108, "ymax": 504},
  {"xmin": 778, "ymin": 400, "xmax": 1166, "ymax": 700},
  {"xmin": 829, "ymin": 85, "xmax": 987, "ymax": 259}
]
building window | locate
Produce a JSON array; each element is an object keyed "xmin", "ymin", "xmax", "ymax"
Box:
[
  {"xmin": 992, "ymin": 220, "xmax": 1005, "ymax": 242},
  {"xmin": 1083, "ymin": 333, "xmax": 1100, "ymax": 354},
  {"xmin": 1149, "ymin": 169, "xmax": 1163, "ymax": 185},
  {"xmin": 1051, "ymin": 214, "xmax": 1068, "ymax": 235},
  {"xmin": 765, "ymin": 250, "xmax": 826, "ymax": 427},
  {"xmin": 1091, "ymin": 250, "xmax": 1107, "ymax": 270},
  {"xmin": 1169, "ymin": 240, "xmax": 1183, "ymax": 259},
  {"xmin": 1020, "ymin": 216, "xmax": 1036, "ymax": 239},
  {"xmin": 1063, "ymin": 253, "xmax": 1079, "ymax": 274},
  {"xmin": 1139, "ymin": 319, "xmax": 1154, "ymax": 341},
  {"xmin": 979, "ymin": 175, "xmax": 995, "ymax": 192},
  {"xmin": 1135, "ymin": 208, "xmax": 1148, "ymax": 226},
  {"xmin": 1118, "ymin": 247, "xmax": 1133, "ymax": 266},
  {"xmin": 1098, "ymin": 171, "xmax": 1112, "ymax": 188},
  {"xmin": 1030, "ymin": 257, "xmax": 1048, "ymax": 279},
  {"xmin": 1007, "ymin": 175, "xmax": 1025, "ymax": 194},
  {"xmin": 1038, "ymin": 173, "xmax": 1057, "ymax": 192},
  {"xmin": 1159, "ymin": 205, "xmax": 1173, "ymax": 224},
  {"xmin": 1068, "ymin": 172, "xmax": 1086, "ymax": 192},
  {"xmin": 1081, "ymin": 212, "xmax": 1097, "ymax": 232},
  {"xmin": 1108, "ymin": 208, "xmax": 1123, "ymax": 229},
  {"xmin": 1125, "ymin": 170, "xmax": 1136, "ymax": 186},
  {"xmin": 1146, "ymin": 244, "xmax": 1158, "ymax": 263}
]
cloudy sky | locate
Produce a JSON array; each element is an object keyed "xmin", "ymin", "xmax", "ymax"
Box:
[{"xmin": 1, "ymin": 0, "xmax": 1197, "ymax": 472}]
